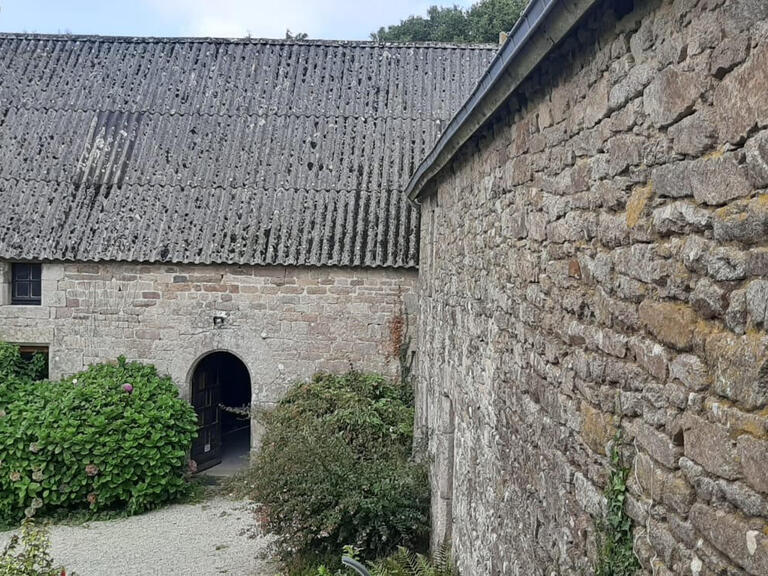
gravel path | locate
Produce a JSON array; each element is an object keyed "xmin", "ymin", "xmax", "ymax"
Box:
[{"xmin": 0, "ymin": 496, "xmax": 275, "ymax": 576}]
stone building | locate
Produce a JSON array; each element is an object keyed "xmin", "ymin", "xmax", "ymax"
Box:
[
  {"xmin": 0, "ymin": 34, "xmax": 495, "ymax": 469},
  {"xmin": 407, "ymin": 0, "xmax": 768, "ymax": 574},
  {"xmin": 3, "ymin": 1, "xmax": 768, "ymax": 571}
]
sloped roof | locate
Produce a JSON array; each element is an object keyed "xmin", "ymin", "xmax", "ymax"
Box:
[{"xmin": 0, "ymin": 35, "xmax": 496, "ymax": 268}]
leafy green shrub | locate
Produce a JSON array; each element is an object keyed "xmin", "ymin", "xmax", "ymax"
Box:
[
  {"xmin": 248, "ymin": 371, "xmax": 430, "ymax": 564},
  {"xmin": 0, "ymin": 520, "xmax": 73, "ymax": 576},
  {"xmin": 0, "ymin": 350, "xmax": 198, "ymax": 523}
]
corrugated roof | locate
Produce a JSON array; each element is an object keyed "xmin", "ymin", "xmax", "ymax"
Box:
[{"xmin": 0, "ymin": 34, "xmax": 496, "ymax": 267}]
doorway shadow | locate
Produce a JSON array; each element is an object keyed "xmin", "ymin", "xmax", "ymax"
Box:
[{"xmin": 190, "ymin": 351, "xmax": 251, "ymax": 475}]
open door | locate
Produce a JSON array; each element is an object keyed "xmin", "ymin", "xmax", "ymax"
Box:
[
  {"xmin": 190, "ymin": 351, "xmax": 252, "ymax": 473},
  {"xmin": 190, "ymin": 356, "xmax": 223, "ymax": 471}
]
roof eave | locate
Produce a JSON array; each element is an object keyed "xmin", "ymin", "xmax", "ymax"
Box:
[{"xmin": 406, "ymin": 0, "xmax": 601, "ymax": 203}]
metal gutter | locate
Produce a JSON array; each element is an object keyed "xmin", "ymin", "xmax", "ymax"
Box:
[{"xmin": 406, "ymin": 0, "xmax": 601, "ymax": 202}]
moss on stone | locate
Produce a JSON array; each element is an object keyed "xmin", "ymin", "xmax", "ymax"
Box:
[{"xmin": 626, "ymin": 183, "xmax": 654, "ymax": 229}]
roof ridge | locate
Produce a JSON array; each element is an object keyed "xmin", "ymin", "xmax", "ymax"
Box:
[{"xmin": 0, "ymin": 32, "xmax": 498, "ymax": 50}]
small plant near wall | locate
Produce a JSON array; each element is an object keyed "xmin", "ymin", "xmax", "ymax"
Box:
[
  {"xmin": 388, "ymin": 291, "xmax": 414, "ymax": 385},
  {"xmin": 595, "ymin": 434, "xmax": 640, "ymax": 576},
  {"xmin": 0, "ymin": 520, "xmax": 74, "ymax": 576},
  {"xmin": 303, "ymin": 544, "xmax": 457, "ymax": 576},
  {"xmin": 368, "ymin": 545, "xmax": 458, "ymax": 576}
]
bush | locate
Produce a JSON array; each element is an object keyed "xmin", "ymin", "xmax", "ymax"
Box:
[
  {"xmin": 248, "ymin": 371, "xmax": 430, "ymax": 565},
  {"xmin": 0, "ymin": 346, "xmax": 198, "ymax": 523},
  {"xmin": 0, "ymin": 520, "xmax": 73, "ymax": 576}
]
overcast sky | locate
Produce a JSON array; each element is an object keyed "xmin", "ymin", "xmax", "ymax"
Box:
[{"xmin": 0, "ymin": 0, "xmax": 475, "ymax": 40}]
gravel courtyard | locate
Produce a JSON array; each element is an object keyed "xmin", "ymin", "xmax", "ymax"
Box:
[{"xmin": 0, "ymin": 496, "xmax": 274, "ymax": 576}]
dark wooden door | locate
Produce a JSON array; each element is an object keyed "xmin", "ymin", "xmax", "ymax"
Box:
[{"xmin": 191, "ymin": 357, "xmax": 222, "ymax": 471}]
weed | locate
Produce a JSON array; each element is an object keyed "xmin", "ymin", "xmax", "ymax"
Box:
[{"xmin": 595, "ymin": 434, "xmax": 640, "ymax": 576}]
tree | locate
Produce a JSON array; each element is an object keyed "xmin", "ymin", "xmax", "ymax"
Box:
[
  {"xmin": 468, "ymin": 0, "xmax": 528, "ymax": 43},
  {"xmin": 371, "ymin": 0, "xmax": 527, "ymax": 44},
  {"xmin": 285, "ymin": 29, "xmax": 308, "ymax": 40}
]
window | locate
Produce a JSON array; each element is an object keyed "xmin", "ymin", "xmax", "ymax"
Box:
[
  {"xmin": 18, "ymin": 345, "xmax": 49, "ymax": 379},
  {"xmin": 11, "ymin": 263, "xmax": 42, "ymax": 305}
]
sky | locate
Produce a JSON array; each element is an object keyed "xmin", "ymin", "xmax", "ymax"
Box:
[{"xmin": 0, "ymin": 0, "xmax": 474, "ymax": 40}]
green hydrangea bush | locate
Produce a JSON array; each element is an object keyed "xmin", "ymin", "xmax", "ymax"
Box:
[
  {"xmin": 247, "ymin": 371, "xmax": 430, "ymax": 567},
  {"xmin": 0, "ymin": 343, "xmax": 198, "ymax": 523}
]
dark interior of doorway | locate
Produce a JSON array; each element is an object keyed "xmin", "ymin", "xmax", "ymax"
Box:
[
  {"xmin": 191, "ymin": 352, "xmax": 251, "ymax": 475},
  {"xmin": 218, "ymin": 355, "xmax": 251, "ymax": 468}
]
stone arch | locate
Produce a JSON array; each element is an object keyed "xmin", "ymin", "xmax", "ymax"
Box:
[{"xmin": 186, "ymin": 347, "xmax": 254, "ymax": 388}]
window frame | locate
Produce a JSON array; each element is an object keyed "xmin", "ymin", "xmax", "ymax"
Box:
[{"xmin": 10, "ymin": 262, "xmax": 43, "ymax": 306}]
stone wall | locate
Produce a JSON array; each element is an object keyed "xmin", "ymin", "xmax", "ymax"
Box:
[
  {"xmin": 0, "ymin": 261, "xmax": 416, "ymax": 446},
  {"xmin": 0, "ymin": 262, "xmax": 8, "ymax": 306},
  {"xmin": 417, "ymin": 0, "xmax": 768, "ymax": 574}
]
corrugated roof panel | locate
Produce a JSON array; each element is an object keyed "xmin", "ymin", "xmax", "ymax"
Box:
[
  {"xmin": 0, "ymin": 35, "xmax": 496, "ymax": 268},
  {"xmin": 0, "ymin": 109, "xmax": 455, "ymax": 193}
]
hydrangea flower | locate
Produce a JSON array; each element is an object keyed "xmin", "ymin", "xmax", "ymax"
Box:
[
  {"xmin": 122, "ymin": 383, "xmax": 134, "ymax": 394},
  {"xmin": 85, "ymin": 463, "xmax": 99, "ymax": 477}
]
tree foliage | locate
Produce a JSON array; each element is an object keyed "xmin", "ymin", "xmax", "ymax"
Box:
[
  {"xmin": 286, "ymin": 29, "xmax": 309, "ymax": 40},
  {"xmin": 371, "ymin": 0, "xmax": 527, "ymax": 44}
]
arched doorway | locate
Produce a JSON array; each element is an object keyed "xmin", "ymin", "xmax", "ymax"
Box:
[{"xmin": 190, "ymin": 351, "xmax": 251, "ymax": 473}]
